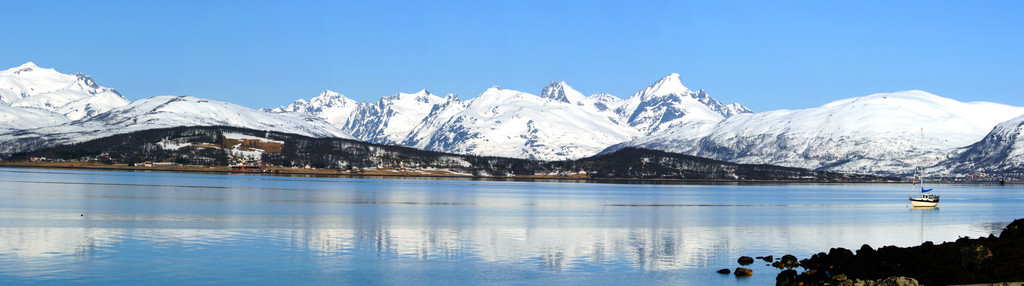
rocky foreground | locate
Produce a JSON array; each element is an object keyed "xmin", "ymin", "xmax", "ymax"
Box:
[{"xmin": 776, "ymin": 218, "xmax": 1024, "ymax": 285}]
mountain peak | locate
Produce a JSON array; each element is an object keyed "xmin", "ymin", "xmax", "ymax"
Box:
[
  {"xmin": 4, "ymin": 62, "xmax": 49, "ymax": 75},
  {"xmin": 318, "ymin": 89, "xmax": 341, "ymax": 97},
  {"xmin": 384, "ymin": 89, "xmax": 440, "ymax": 105},
  {"xmin": 17, "ymin": 62, "xmax": 39, "ymax": 69},
  {"xmin": 74, "ymin": 73, "xmax": 101, "ymax": 89},
  {"xmin": 541, "ymin": 81, "xmax": 587, "ymax": 104},
  {"xmin": 644, "ymin": 73, "xmax": 690, "ymax": 97},
  {"xmin": 312, "ymin": 90, "xmax": 355, "ymax": 103}
]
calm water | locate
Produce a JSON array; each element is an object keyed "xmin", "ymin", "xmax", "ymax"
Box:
[{"xmin": 0, "ymin": 168, "xmax": 1021, "ymax": 285}]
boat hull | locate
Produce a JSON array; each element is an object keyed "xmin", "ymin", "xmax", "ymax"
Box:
[{"xmin": 909, "ymin": 198, "xmax": 939, "ymax": 207}]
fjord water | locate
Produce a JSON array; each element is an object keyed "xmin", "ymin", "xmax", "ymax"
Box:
[{"xmin": 0, "ymin": 168, "xmax": 1020, "ymax": 285}]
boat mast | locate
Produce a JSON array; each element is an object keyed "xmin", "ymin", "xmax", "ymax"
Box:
[{"xmin": 920, "ymin": 128, "xmax": 925, "ymax": 188}]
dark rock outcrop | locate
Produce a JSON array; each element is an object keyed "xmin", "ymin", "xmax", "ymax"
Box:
[
  {"xmin": 776, "ymin": 269, "xmax": 798, "ymax": 285},
  {"xmin": 821, "ymin": 275, "xmax": 919, "ymax": 286},
  {"xmin": 738, "ymin": 256, "xmax": 755, "ymax": 265},
  {"xmin": 957, "ymin": 244, "xmax": 993, "ymax": 271},
  {"xmin": 780, "ymin": 254, "xmax": 799, "ymax": 268},
  {"xmin": 734, "ymin": 267, "xmax": 752, "ymax": 277},
  {"xmin": 1001, "ymin": 218, "xmax": 1024, "ymax": 239},
  {"xmin": 778, "ymin": 218, "xmax": 1024, "ymax": 285}
]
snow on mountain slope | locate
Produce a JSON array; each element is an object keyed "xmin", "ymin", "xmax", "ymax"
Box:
[
  {"xmin": 542, "ymin": 81, "xmax": 625, "ymax": 124},
  {"xmin": 615, "ymin": 90, "xmax": 1024, "ymax": 174},
  {"xmin": 541, "ymin": 80, "xmax": 589, "ymax": 105},
  {"xmin": 265, "ymin": 75, "xmax": 746, "ymax": 160},
  {"xmin": 616, "ymin": 73, "xmax": 751, "ymax": 135},
  {"xmin": 342, "ymin": 89, "xmax": 445, "ymax": 145},
  {"xmin": 0, "ymin": 62, "xmax": 129, "ymax": 120},
  {"xmin": 84, "ymin": 96, "xmax": 347, "ymax": 137},
  {"xmin": 0, "ymin": 96, "xmax": 349, "ymax": 153},
  {"xmin": 937, "ymin": 115, "xmax": 1024, "ymax": 174},
  {"xmin": 401, "ymin": 93, "xmax": 468, "ymax": 148},
  {"xmin": 588, "ymin": 93, "xmax": 625, "ymax": 114},
  {"xmin": 0, "ymin": 101, "xmax": 70, "ymax": 132},
  {"xmin": 264, "ymin": 90, "xmax": 359, "ymax": 128},
  {"xmin": 414, "ymin": 84, "xmax": 640, "ymax": 160}
]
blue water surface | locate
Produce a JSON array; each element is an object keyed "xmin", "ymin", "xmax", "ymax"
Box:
[{"xmin": 0, "ymin": 168, "xmax": 1020, "ymax": 285}]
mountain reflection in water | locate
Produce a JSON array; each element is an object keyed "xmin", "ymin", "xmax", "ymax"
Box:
[{"xmin": 0, "ymin": 168, "xmax": 1019, "ymax": 285}]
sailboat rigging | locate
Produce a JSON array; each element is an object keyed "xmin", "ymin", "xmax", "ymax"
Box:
[{"xmin": 909, "ymin": 129, "xmax": 939, "ymax": 207}]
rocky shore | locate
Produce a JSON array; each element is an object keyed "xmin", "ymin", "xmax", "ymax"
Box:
[{"xmin": 776, "ymin": 218, "xmax": 1024, "ymax": 286}]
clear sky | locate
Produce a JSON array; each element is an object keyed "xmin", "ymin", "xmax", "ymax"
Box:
[{"xmin": 2, "ymin": 1, "xmax": 1022, "ymax": 112}]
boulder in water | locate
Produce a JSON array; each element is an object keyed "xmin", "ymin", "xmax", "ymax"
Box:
[
  {"xmin": 734, "ymin": 267, "xmax": 752, "ymax": 277},
  {"xmin": 737, "ymin": 256, "xmax": 754, "ymax": 265}
]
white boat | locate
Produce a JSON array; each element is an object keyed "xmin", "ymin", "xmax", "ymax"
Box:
[
  {"xmin": 908, "ymin": 130, "xmax": 939, "ymax": 208},
  {"xmin": 909, "ymin": 190, "xmax": 939, "ymax": 207},
  {"xmin": 909, "ymin": 167, "xmax": 939, "ymax": 207}
]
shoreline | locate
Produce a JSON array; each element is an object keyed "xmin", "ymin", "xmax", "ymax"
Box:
[
  {"xmin": 775, "ymin": 218, "xmax": 1024, "ymax": 286},
  {"xmin": 0, "ymin": 161, "xmax": 902, "ymax": 184}
]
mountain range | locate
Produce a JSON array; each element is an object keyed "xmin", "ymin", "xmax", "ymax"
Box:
[
  {"xmin": 1, "ymin": 62, "xmax": 1022, "ymax": 176},
  {"xmin": 606, "ymin": 90, "xmax": 1024, "ymax": 175},
  {"xmin": 265, "ymin": 73, "xmax": 751, "ymax": 160}
]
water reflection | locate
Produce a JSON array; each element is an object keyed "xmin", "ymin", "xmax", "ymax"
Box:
[
  {"xmin": 0, "ymin": 168, "xmax": 1021, "ymax": 284},
  {"xmin": 0, "ymin": 218, "xmax": 1007, "ymax": 276}
]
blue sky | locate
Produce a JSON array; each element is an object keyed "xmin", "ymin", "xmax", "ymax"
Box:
[{"xmin": 3, "ymin": 1, "xmax": 1022, "ymax": 111}]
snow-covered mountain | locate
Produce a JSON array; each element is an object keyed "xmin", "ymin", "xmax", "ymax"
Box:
[
  {"xmin": 0, "ymin": 101, "xmax": 71, "ymax": 132},
  {"xmin": 399, "ymin": 76, "xmax": 749, "ymax": 160},
  {"xmin": 937, "ymin": 115, "xmax": 1024, "ymax": 174},
  {"xmin": 610, "ymin": 90, "xmax": 1024, "ymax": 174},
  {"xmin": 342, "ymin": 89, "xmax": 445, "ymax": 145},
  {"xmin": 267, "ymin": 74, "xmax": 750, "ymax": 160},
  {"xmin": 263, "ymin": 90, "xmax": 359, "ymax": 128},
  {"xmin": 0, "ymin": 62, "xmax": 129, "ymax": 121},
  {"xmin": 0, "ymin": 95, "xmax": 348, "ymax": 154},
  {"xmin": 401, "ymin": 93, "xmax": 468, "ymax": 148},
  {"xmin": 406, "ymin": 84, "xmax": 641, "ymax": 160},
  {"xmin": 6, "ymin": 62, "xmax": 1023, "ymax": 175},
  {"xmin": 616, "ymin": 73, "xmax": 752, "ymax": 135},
  {"xmin": 0, "ymin": 62, "xmax": 353, "ymax": 154}
]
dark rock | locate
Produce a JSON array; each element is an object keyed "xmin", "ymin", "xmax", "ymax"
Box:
[
  {"xmin": 826, "ymin": 275, "xmax": 919, "ymax": 286},
  {"xmin": 771, "ymin": 261, "xmax": 784, "ymax": 269},
  {"xmin": 716, "ymin": 268, "xmax": 730, "ymax": 274},
  {"xmin": 856, "ymin": 244, "xmax": 874, "ymax": 256},
  {"xmin": 801, "ymin": 269, "xmax": 829, "ymax": 284},
  {"xmin": 875, "ymin": 276, "xmax": 919, "ymax": 286},
  {"xmin": 1000, "ymin": 218, "xmax": 1024, "ymax": 239},
  {"xmin": 786, "ymin": 224, "xmax": 1024, "ymax": 286},
  {"xmin": 762, "ymin": 255, "xmax": 773, "ymax": 262},
  {"xmin": 775, "ymin": 269, "xmax": 798, "ymax": 286},
  {"xmin": 737, "ymin": 256, "xmax": 754, "ymax": 265},
  {"xmin": 780, "ymin": 254, "xmax": 799, "ymax": 268},
  {"xmin": 957, "ymin": 244, "xmax": 993, "ymax": 270},
  {"xmin": 733, "ymin": 267, "xmax": 752, "ymax": 277},
  {"xmin": 829, "ymin": 273, "xmax": 852, "ymax": 286},
  {"xmin": 827, "ymin": 247, "xmax": 854, "ymax": 261}
]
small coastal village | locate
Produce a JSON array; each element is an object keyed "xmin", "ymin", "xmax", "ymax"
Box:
[{"xmin": 10, "ymin": 154, "xmax": 1022, "ymax": 183}]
